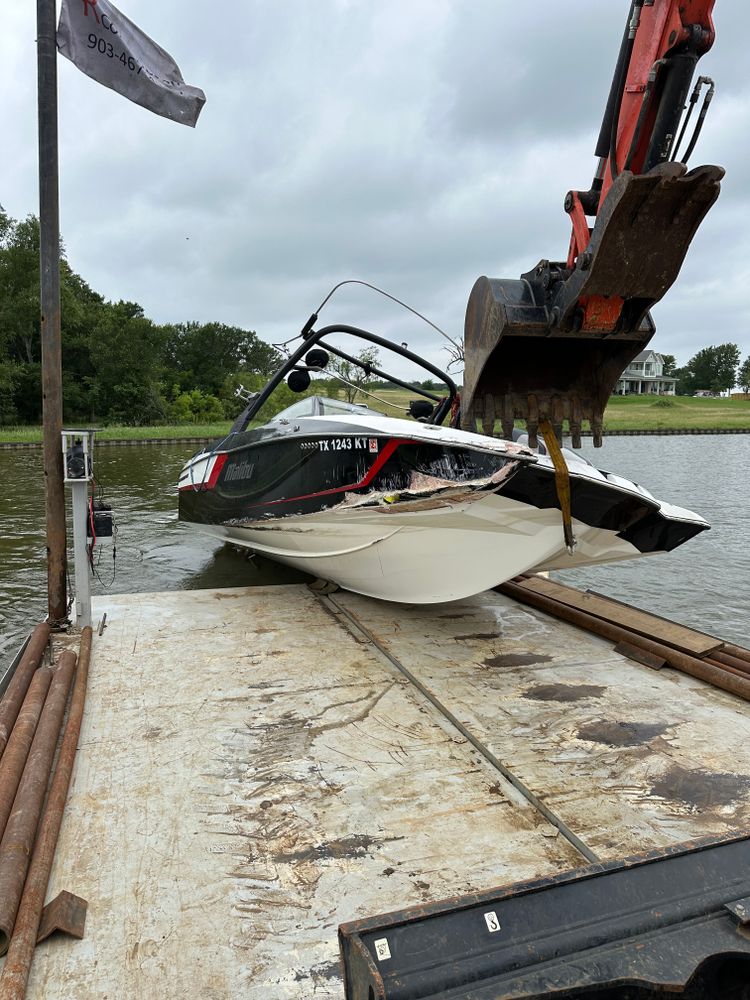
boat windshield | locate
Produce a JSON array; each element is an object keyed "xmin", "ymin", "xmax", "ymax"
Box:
[{"xmin": 268, "ymin": 396, "xmax": 373, "ymax": 422}]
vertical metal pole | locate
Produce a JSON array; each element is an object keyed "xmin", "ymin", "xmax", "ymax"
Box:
[
  {"xmin": 70, "ymin": 483, "xmax": 91, "ymax": 628},
  {"xmin": 37, "ymin": 0, "xmax": 68, "ymax": 623}
]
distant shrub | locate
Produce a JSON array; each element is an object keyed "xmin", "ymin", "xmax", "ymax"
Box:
[
  {"xmin": 650, "ymin": 398, "xmax": 676, "ymax": 408},
  {"xmin": 170, "ymin": 389, "xmax": 224, "ymax": 423},
  {"xmin": 0, "ymin": 363, "xmax": 19, "ymax": 425}
]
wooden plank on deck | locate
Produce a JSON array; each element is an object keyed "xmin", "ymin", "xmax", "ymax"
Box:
[{"xmin": 516, "ymin": 575, "xmax": 722, "ymax": 656}]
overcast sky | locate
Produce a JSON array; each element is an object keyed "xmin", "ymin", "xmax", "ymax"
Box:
[{"xmin": 2, "ymin": 1, "xmax": 749, "ymax": 378}]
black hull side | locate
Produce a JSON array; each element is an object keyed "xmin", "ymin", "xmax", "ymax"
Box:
[
  {"xmin": 179, "ymin": 435, "xmax": 518, "ymax": 524},
  {"xmin": 619, "ymin": 509, "xmax": 707, "ymax": 552},
  {"xmin": 179, "ymin": 432, "xmax": 706, "ymax": 555}
]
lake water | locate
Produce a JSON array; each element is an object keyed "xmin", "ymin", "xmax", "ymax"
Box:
[
  {"xmin": 557, "ymin": 435, "xmax": 749, "ymax": 647},
  {"xmin": 1, "ymin": 434, "xmax": 748, "ymax": 667}
]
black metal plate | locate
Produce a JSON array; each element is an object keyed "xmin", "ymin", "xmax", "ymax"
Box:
[{"xmin": 339, "ymin": 833, "xmax": 750, "ymax": 999}]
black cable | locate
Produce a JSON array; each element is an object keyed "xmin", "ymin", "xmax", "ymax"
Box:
[
  {"xmin": 64, "ymin": 564, "xmax": 74, "ymax": 620},
  {"xmin": 90, "ymin": 522, "xmax": 117, "ymax": 588},
  {"xmin": 682, "ymin": 77, "xmax": 715, "ymax": 163},
  {"xmin": 310, "ymin": 278, "xmax": 463, "ymax": 354},
  {"xmin": 671, "ymin": 79, "xmax": 700, "ymax": 161}
]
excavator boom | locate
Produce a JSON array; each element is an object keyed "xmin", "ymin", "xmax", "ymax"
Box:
[{"xmin": 461, "ymin": 0, "xmax": 723, "ymax": 447}]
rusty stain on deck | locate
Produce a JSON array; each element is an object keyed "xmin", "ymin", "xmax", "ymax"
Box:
[
  {"xmin": 576, "ymin": 720, "xmax": 668, "ymax": 746},
  {"xmin": 649, "ymin": 764, "xmax": 750, "ymax": 812},
  {"xmin": 484, "ymin": 652, "xmax": 553, "ymax": 668},
  {"xmin": 273, "ymin": 834, "xmax": 404, "ymax": 864},
  {"xmin": 523, "ymin": 683, "xmax": 607, "ymax": 702}
]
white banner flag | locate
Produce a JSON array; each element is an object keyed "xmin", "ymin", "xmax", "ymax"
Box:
[{"xmin": 57, "ymin": 0, "xmax": 206, "ymax": 127}]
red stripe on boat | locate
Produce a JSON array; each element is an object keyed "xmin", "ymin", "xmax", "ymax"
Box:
[
  {"xmin": 179, "ymin": 452, "xmax": 227, "ymax": 491},
  {"xmin": 263, "ymin": 437, "xmax": 414, "ymax": 506},
  {"xmin": 207, "ymin": 453, "xmax": 228, "ymax": 488}
]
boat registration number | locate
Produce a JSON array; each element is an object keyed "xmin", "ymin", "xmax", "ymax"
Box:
[{"xmin": 301, "ymin": 438, "xmax": 379, "ymax": 453}]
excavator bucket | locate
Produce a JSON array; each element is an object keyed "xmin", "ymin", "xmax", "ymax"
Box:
[{"xmin": 461, "ymin": 162, "xmax": 724, "ymax": 447}]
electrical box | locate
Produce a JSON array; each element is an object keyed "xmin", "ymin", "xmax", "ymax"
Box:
[
  {"xmin": 62, "ymin": 428, "xmax": 96, "ymax": 483},
  {"xmin": 86, "ymin": 501, "xmax": 114, "ymax": 542}
]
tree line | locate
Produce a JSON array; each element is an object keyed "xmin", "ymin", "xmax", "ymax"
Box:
[
  {"xmin": 661, "ymin": 345, "xmax": 750, "ymax": 396},
  {"xmin": 4, "ymin": 206, "xmax": 748, "ymax": 428},
  {"xmin": 0, "ymin": 208, "xmax": 281, "ymax": 426}
]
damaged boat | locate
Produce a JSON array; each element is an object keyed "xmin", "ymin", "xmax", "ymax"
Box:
[{"xmin": 178, "ymin": 325, "xmax": 708, "ymax": 603}]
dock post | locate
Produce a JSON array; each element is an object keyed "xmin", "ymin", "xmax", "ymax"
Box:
[
  {"xmin": 69, "ymin": 482, "xmax": 91, "ymax": 629},
  {"xmin": 37, "ymin": 0, "xmax": 67, "ymax": 626},
  {"xmin": 62, "ymin": 430, "xmax": 95, "ymax": 630}
]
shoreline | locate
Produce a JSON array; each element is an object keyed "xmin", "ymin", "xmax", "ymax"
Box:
[{"xmin": 2, "ymin": 426, "xmax": 750, "ymax": 450}]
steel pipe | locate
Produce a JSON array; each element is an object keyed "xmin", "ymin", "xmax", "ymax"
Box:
[
  {"xmin": 500, "ymin": 581, "xmax": 750, "ymax": 703},
  {"xmin": 0, "ymin": 668, "xmax": 53, "ymax": 846},
  {"xmin": 0, "ymin": 625, "xmax": 51, "ymax": 759},
  {"xmin": 709, "ymin": 650, "xmax": 750, "ymax": 676},
  {"xmin": 722, "ymin": 643, "xmax": 750, "ymax": 666},
  {"xmin": 0, "ymin": 629, "xmax": 92, "ymax": 998},
  {"xmin": 704, "ymin": 658, "xmax": 750, "ymax": 680},
  {"xmin": 0, "ymin": 650, "xmax": 76, "ymax": 956}
]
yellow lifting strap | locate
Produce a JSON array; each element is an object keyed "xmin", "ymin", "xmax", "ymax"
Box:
[{"xmin": 539, "ymin": 420, "xmax": 576, "ymax": 555}]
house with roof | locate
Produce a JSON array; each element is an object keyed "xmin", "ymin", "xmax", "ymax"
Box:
[{"xmin": 615, "ymin": 350, "xmax": 676, "ymax": 395}]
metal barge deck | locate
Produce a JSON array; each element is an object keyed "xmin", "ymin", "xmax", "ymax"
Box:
[{"xmin": 13, "ymin": 583, "xmax": 750, "ymax": 998}]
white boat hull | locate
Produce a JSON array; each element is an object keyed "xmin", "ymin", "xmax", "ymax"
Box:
[{"xmin": 184, "ymin": 492, "xmax": 643, "ymax": 604}]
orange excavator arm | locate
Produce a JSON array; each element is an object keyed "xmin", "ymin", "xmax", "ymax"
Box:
[{"xmin": 461, "ymin": 0, "xmax": 723, "ymax": 447}]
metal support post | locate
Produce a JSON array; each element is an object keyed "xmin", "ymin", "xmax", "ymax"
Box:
[
  {"xmin": 62, "ymin": 430, "xmax": 95, "ymax": 630},
  {"xmin": 69, "ymin": 482, "xmax": 91, "ymax": 629},
  {"xmin": 37, "ymin": 0, "xmax": 68, "ymax": 624}
]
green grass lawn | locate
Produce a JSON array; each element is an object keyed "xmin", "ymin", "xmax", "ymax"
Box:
[
  {"xmin": 0, "ymin": 422, "xmax": 233, "ymax": 444},
  {"xmin": 366, "ymin": 389, "xmax": 750, "ymax": 431},
  {"xmin": 601, "ymin": 394, "xmax": 750, "ymax": 430},
  {"xmin": 2, "ymin": 392, "xmax": 750, "ymax": 443}
]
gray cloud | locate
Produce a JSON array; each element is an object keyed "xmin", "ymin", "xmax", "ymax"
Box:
[{"xmin": 2, "ymin": 0, "xmax": 748, "ymax": 380}]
